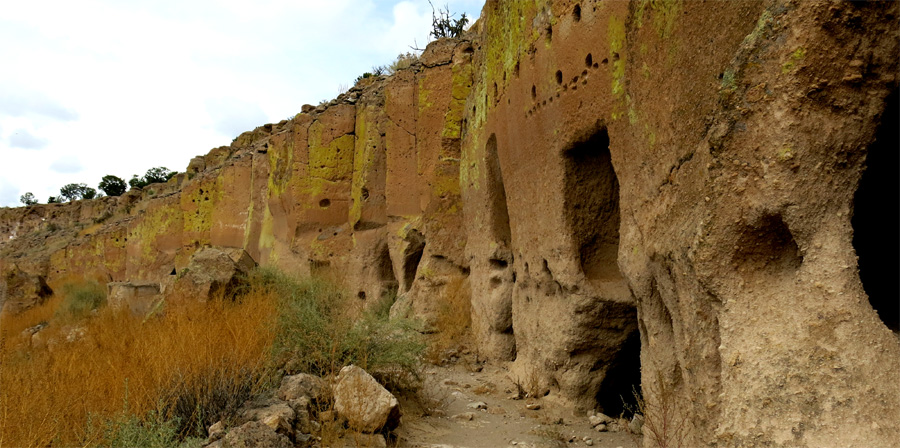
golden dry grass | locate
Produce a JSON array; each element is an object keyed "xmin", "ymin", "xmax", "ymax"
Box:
[{"xmin": 0, "ymin": 286, "xmax": 277, "ymax": 447}]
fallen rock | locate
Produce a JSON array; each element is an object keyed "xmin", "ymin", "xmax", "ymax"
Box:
[
  {"xmin": 467, "ymin": 401, "xmax": 487, "ymax": 410},
  {"xmin": 588, "ymin": 412, "xmax": 612, "ymax": 427},
  {"xmin": 277, "ymin": 373, "xmax": 326, "ymax": 403},
  {"xmin": 525, "ymin": 402, "xmax": 541, "ymax": 411},
  {"xmin": 629, "ymin": 414, "xmax": 644, "ymax": 435},
  {"xmin": 240, "ymin": 401, "xmax": 295, "ymax": 436},
  {"xmin": 107, "ymin": 281, "xmax": 163, "ymax": 316},
  {"xmin": 172, "ymin": 246, "xmax": 256, "ymax": 301},
  {"xmin": 207, "ymin": 421, "xmax": 225, "ymax": 442},
  {"xmin": 1, "ymin": 266, "xmax": 52, "ymax": 314},
  {"xmin": 220, "ymin": 421, "xmax": 292, "ymax": 448},
  {"xmin": 333, "ymin": 365, "xmax": 401, "ymax": 433}
]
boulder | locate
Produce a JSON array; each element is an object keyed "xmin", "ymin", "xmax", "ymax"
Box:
[
  {"xmin": 107, "ymin": 281, "xmax": 163, "ymax": 316},
  {"xmin": 333, "ymin": 365, "xmax": 401, "ymax": 433},
  {"xmin": 277, "ymin": 373, "xmax": 326, "ymax": 403},
  {"xmin": 238, "ymin": 400, "xmax": 295, "ymax": 437},
  {"xmin": 172, "ymin": 246, "xmax": 256, "ymax": 301},
  {"xmin": 220, "ymin": 421, "xmax": 292, "ymax": 448},
  {"xmin": 0, "ymin": 266, "xmax": 52, "ymax": 314}
]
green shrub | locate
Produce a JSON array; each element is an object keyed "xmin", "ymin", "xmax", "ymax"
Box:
[
  {"xmin": 103, "ymin": 409, "xmax": 204, "ymax": 448},
  {"xmin": 248, "ymin": 268, "xmax": 424, "ymax": 387},
  {"xmin": 57, "ymin": 281, "xmax": 106, "ymax": 319}
]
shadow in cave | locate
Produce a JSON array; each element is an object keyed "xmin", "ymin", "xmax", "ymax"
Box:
[
  {"xmin": 596, "ymin": 330, "xmax": 642, "ymax": 418},
  {"xmin": 852, "ymin": 88, "xmax": 899, "ymax": 332}
]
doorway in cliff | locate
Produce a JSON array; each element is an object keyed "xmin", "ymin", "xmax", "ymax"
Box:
[
  {"xmin": 852, "ymin": 88, "xmax": 899, "ymax": 332},
  {"xmin": 595, "ymin": 328, "xmax": 642, "ymax": 417},
  {"xmin": 563, "ymin": 124, "xmax": 623, "ymax": 284},
  {"xmin": 485, "ymin": 133, "xmax": 516, "ymax": 357}
]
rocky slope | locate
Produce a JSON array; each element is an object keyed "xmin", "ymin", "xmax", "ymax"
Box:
[{"xmin": 2, "ymin": 1, "xmax": 898, "ymax": 446}]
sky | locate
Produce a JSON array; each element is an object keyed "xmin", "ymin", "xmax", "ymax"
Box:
[{"xmin": 0, "ymin": 0, "xmax": 484, "ymax": 207}]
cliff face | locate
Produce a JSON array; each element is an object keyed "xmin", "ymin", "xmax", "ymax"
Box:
[{"xmin": 2, "ymin": 1, "xmax": 898, "ymax": 446}]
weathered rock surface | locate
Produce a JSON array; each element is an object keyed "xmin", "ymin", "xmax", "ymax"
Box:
[
  {"xmin": 172, "ymin": 246, "xmax": 256, "ymax": 301},
  {"xmin": 333, "ymin": 365, "xmax": 401, "ymax": 433},
  {"xmin": 107, "ymin": 281, "xmax": 163, "ymax": 315},
  {"xmin": 0, "ymin": 265, "xmax": 53, "ymax": 314},
  {"xmin": 1, "ymin": 2, "xmax": 898, "ymax": 446},
  {"xmin": 277, "ymin": 373, "xmax": 326, "ymax": 403},
  {"xmin": 217, "ymin": 421, "xmax": 292, "ymax": 448}
]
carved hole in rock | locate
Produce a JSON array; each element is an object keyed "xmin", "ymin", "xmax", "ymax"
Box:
[
  {"xmin": 852, "ymin": 88, "xmax": 899, "ymax": 332},
  {"xmin": 563, "ymin": 126, "xmax": 623, "ymax": 283},
  {"xmin": 403, "ymin": 238, "xmax": 425, "ymax": 292},
  {"xmin": 733, "ymin": 214, "xmax": 802, "ymax": 277},
  {"xmin": 319, "ymin": 198, "xmax": 331, "ymax": 208},
  {"xmin": 514, "ymin": 60, "xmax": 520, "ymax": 78},
  {"xmin": 546, "ymin": 24, "xmax": 553, "ymax": 42},
  {"xmin": 358, "ymin": 291, "xmax": 366, "ymax": 300},
  {"xmin": 490, "ymin": 277, "xmax": 502, "ymax": 289},
  {"xmin": 573, "ymin": 4, "xmax": 582, "ymax": 21},
  {"xmin": 595, "ymin": 329, "xmax": 641, "ymax": 417},
  {"xmin": 556, "ymin": 70, "xmax": 563, "ymax": 85},
  {"xmin": 490, "ymin": 259, "xmax": 508, "ymax": 270},
  {"xmin": 532, "ymin": 85, "xmax": 537, "ymax": 100},
  {"xmin": 361, "ymin": 188, "xmax": 370, "ymax": 201},
  {"xmin": 170, "ymin": 268, "xmax": 177, "ymax": 276},
  {"xmin": 486, "ymin": 134, "xmax": 512, "ymax": 245},
  {"xmin": 585, "ymin": 53, "xmax": 593, "ymax": 67}
]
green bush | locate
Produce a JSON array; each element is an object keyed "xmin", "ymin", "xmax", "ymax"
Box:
[
  {"xmin": 57, "ymin": 281, "xmax": 107, "ymax": 319},
  {"xmin": 102, "ymin": 410, "xmax": 204, "ymax": 448},
  {"xmin": 247, "ymin": 268, "xmax": 424, "ymax": 387}
]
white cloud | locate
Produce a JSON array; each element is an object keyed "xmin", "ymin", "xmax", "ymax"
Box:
[
  {"xmin": 49, "ymin": 156, "xmax": 84, "ymax": 174},
  {"xmin": 8, "ymin": 129, "xmax": 49, "ymax": 150}
]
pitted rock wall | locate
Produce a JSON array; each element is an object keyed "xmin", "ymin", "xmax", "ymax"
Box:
[{"xmin": 1, "ymin": 2, "xmax": 898, "ymax": 447}]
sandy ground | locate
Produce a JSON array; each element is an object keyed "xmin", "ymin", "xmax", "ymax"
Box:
[{"xmin": 393, "ymin": 362, "xmax": 640, "ymax": 448}]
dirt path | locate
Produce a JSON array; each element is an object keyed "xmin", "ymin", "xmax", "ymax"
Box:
[{"xmin": 394, "ymin": 363, "xmax": 640, "ymax": 448}]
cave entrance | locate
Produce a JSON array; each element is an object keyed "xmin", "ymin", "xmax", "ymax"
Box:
[
  {"xmin": 563, "ymin": 125, "xmax": 623, "ymax": 283},
  {"xmin": 596, "ymin": 329, "xmax": 642, "ymax": 417},
  {"xmin": 852, "ymin": 88, "xmax": 899, "ymax": 332}
]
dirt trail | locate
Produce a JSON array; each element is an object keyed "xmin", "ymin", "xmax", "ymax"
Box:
[{"xmin": 394, "ymin": 363, "xmax": 640, "ymax": 448}]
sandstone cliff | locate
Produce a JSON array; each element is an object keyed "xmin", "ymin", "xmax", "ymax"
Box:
[{"xmin": 2, "ymin": 1, "xmax": 898, "ymax": 446}]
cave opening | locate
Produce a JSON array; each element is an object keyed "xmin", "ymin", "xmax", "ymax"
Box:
[
  {"xmin": 852, "ymin": 88, "xmax": 899, "ymax": 332},
  {"xmin": 402, "ymin": 232, "xmax": 425, "ymax": 292},
  {"xmin": 563, "ymin": 126, "xmax": 623, "ymax": 283},
  {"xmin": 596, "ymin": 329, "xmax": 642, "ymax": 418}
]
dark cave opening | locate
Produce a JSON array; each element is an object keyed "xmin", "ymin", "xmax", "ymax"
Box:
[
  {"xmin": 596, "ymin": 329, "xmax": 642, "ymax": 418},
  {"xmin": 852, "ymin": 88, "xmax": 899, "ymax": 332}
]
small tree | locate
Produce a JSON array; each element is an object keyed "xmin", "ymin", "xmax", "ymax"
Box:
[
  {"xmin": 47, "ymin": 196, "xmax": 59, "ymax": 204},
  {"xmin": 99, "ymin": 175, "xmax": 127, "ymax": 196},
  {"xmin": 19, "ymin": 192, "xmax": 38, "ymax": 206},
  {"xmin": 129, "ymin": 167, "xmax": 177, "ymax": 189},
  {"xmin": 429, "ymin": 1, "xmax": 469, "ymax": 39},
  {"xmin": 59, "ymin": 183, "xmax": 96, "ymax": 202}
]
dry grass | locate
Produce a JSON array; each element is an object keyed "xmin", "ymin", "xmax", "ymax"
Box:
[
  {"xmin": 425, "ymin": 275, "xmax": 472, "ymax": 364},
  {"xmin": 0, "ymin": 284, "xmax": 277, "ymax": 447},
  {"xmin": 1, "ymin": 269, "xmax": 426, "ymax": 447}
]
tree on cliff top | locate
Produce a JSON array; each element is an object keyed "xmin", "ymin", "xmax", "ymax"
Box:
[
  {"xmin": 429, "ymin": 1, "xmax": 469, "ymax": 39},
  {"xmin": 19, "ymin": 192, "xmax": 37, "ymax": 206},
  {"xmin": 99, "ymin": 175, "xmax": 127, "ymax": 197},
  {"xmin": 59, "ymin": 183, "xmax": 97, "ymax": 202},
  {"xmin": 128, "ymin": 167, "xmax": 177, "ymax": 189}
]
